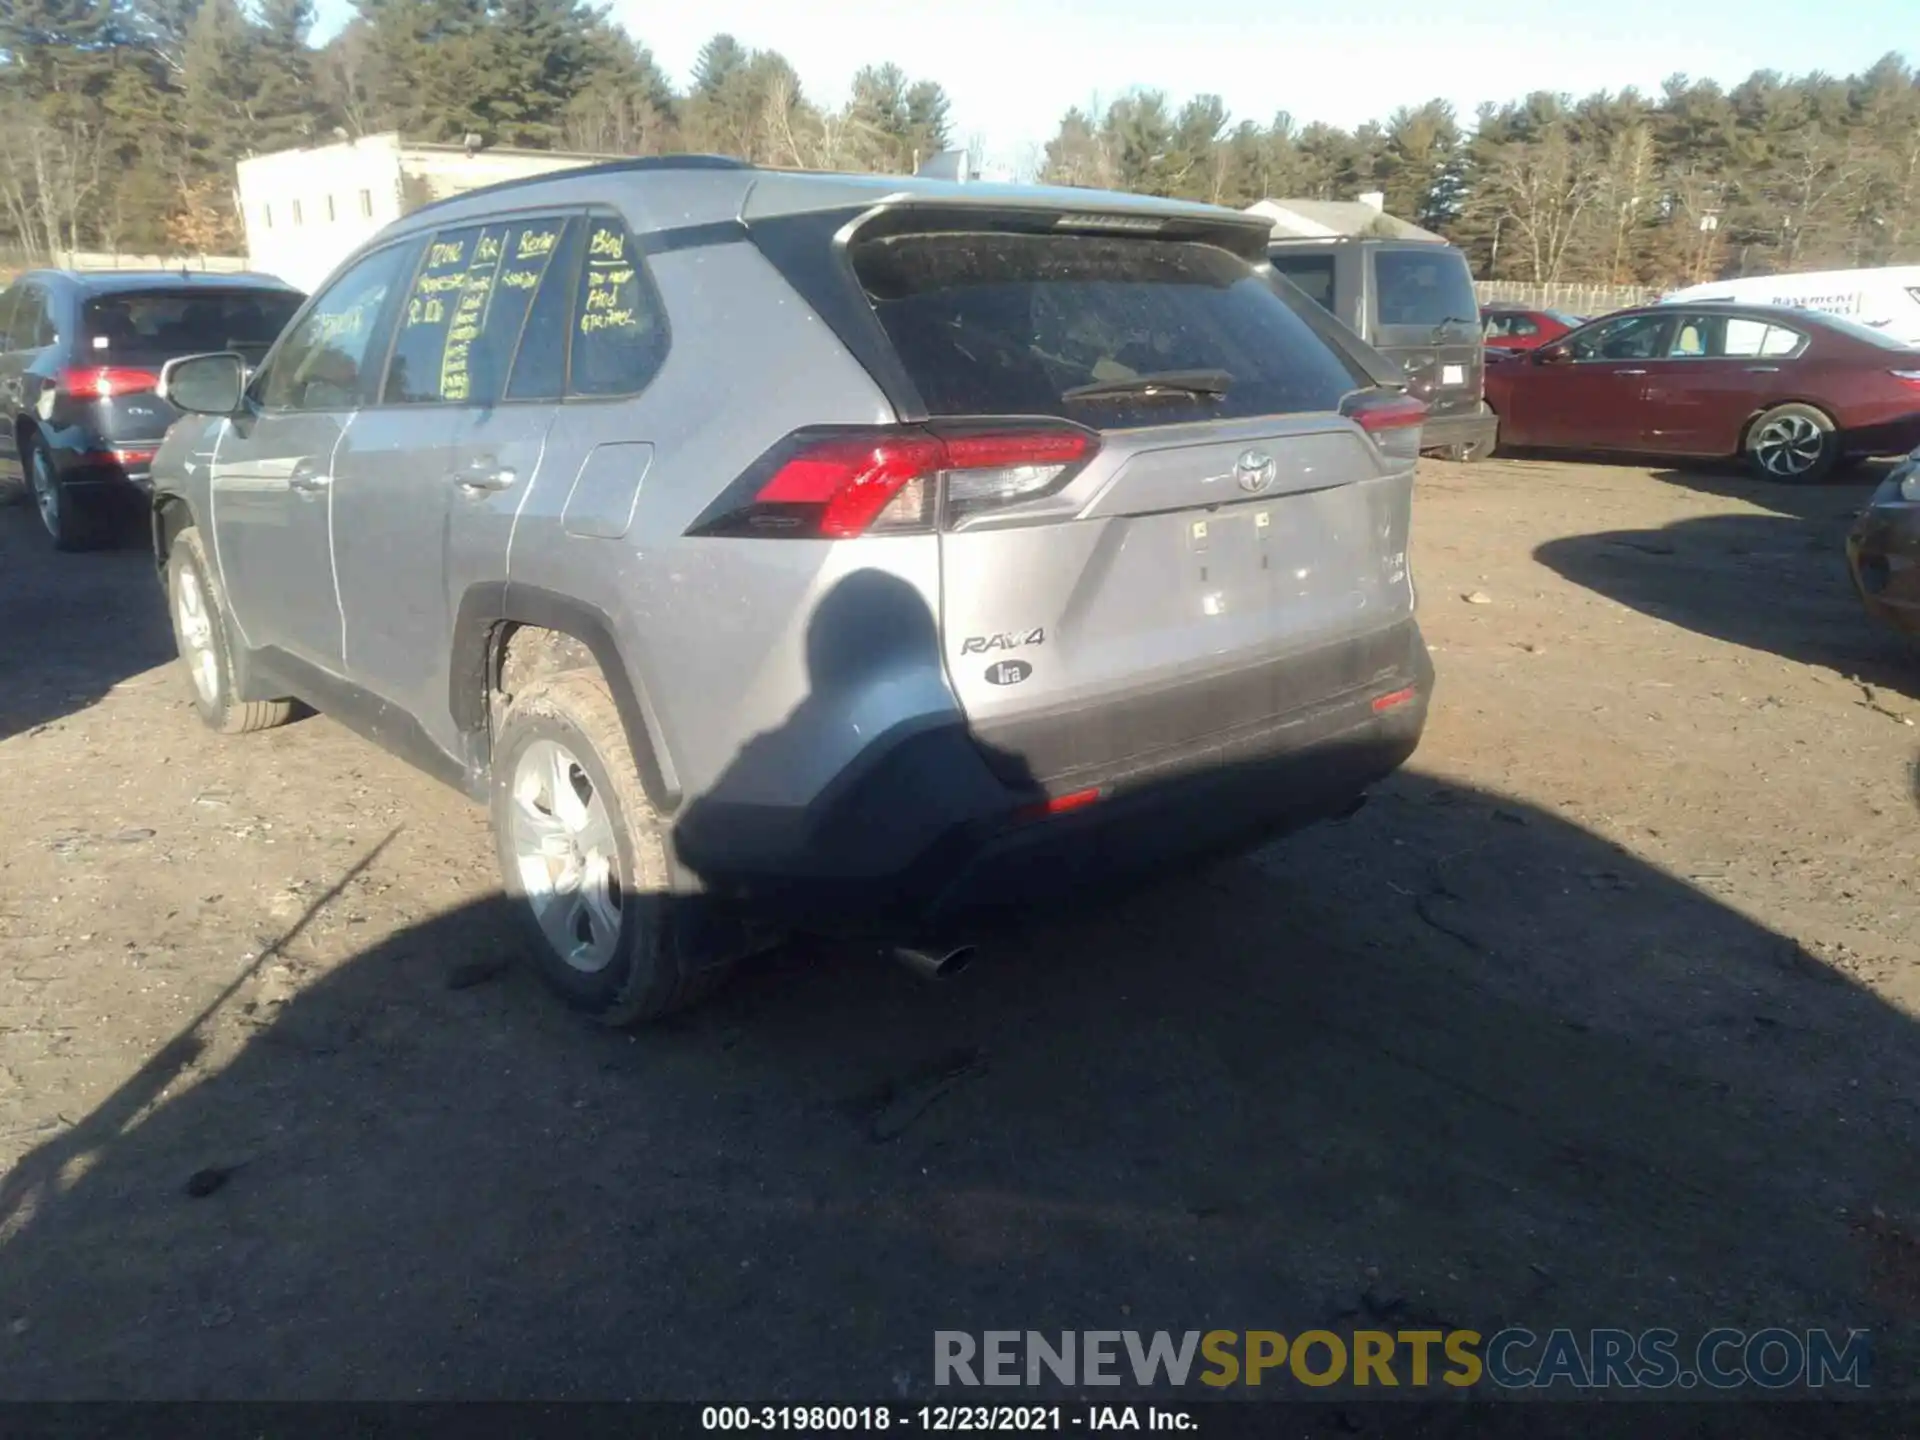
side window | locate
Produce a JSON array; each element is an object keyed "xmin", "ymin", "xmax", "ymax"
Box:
[
  {"xmin": 466, "ymin": 217, "xmax": 572, "ymax": 404},
  {"xmin": 1760, "ymin": 325, "xmax": 1806, "ymax": 358},
  {"xmin": 567, "ymin": 215, "xmax": 668, "ymax": 397},
  {"xmin": 505, "ymin": 219, "xmax": 583, "ymax": 401},
  {"xmin": 1510, "ymin": 316, "xmax": 1539, "ymax": 337},
  {"xmin": 1567, "ymin": 313, "xmax": 1673, "ymax": 362},
  {"xmin": 1271, "ymin": 254, "xmax": 1337, "ymax": 313},
  {"xmin": 1668, "ymin": 316, "xmax": 1710, "ymax": 357},
  {"xmin": 8, "ymin": 287, "xmax": 50, "ymax": 349},
  {"xmin": 1721, "ymin": 317, "xmax": 1768, "ymax": 357},
  {"xmin": 386, "ymin": 216, "xmax": 577, "ymax": 406},
  {"xmin": 258, "ymin": 242, "xmax": 415, "ymax": 412},
  {"xmin": 386, "ymin": 224, "xmax": 486, "ymax": 404}
]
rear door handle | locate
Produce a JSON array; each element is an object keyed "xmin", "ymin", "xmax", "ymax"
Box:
[
  {"xmin": 453, "ymin": 459, "xmax": 516, "ymax": 494},
  {"xmin": 288, "ymin": 465, "xmax": 331, "ymax": 495},
  {"xmin": 1745, "ymin": 365, "xmax": 1780, "ymax": 373},
  {"xmin": 1616, "ymin": 368, "xmax": 1647, "ymax": 375}
]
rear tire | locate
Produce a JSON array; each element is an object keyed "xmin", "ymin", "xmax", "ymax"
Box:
[
  {"xmin": 1745, "ymin": 403, "xmax": 1839, "ymax": 483},
  {"xmin": 26, "ymin": 436, "xmax": 109, "ymax": 552},
  {"xmin": 491, "ymin": 672, "xmax": 737, "ymax": 1025},
  {"xmin": 167, "ymin": 526, "xmax": 296, "ymax": 734}
]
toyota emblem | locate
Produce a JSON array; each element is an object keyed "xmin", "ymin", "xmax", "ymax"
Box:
[{"xmin": 1235, "ymin": 449, "xmax": 1277, "ymax": 494}]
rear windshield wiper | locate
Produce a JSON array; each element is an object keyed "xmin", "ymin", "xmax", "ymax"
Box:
[{"xmin": 1061, "ymin": 368, "xmax": 1234, "ymax": 403}]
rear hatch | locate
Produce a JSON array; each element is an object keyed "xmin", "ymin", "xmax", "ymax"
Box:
[
  {"xmin": 72, "ymin": 287, "xmax": 303, "ymax": 449},
  {"xmin": 1366, "ymin": 243, "xmax": 1483, "ymax": 424},
  {"xmin": 846, "ymin": 215, "xmax": 1423, "ymax": 790}
]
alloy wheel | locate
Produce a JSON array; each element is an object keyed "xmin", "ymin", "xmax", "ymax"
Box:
[
  {"xmin": 29, "ymin": 449, "xmax": 59, "ymax": 538},
  {"xmin": 508, "ymin": 738, "xmax": 624, "ymax": 973},
  {"xmin": 173, "ymin": 565, "xmax": 221, "ymax": 706},
  {"xmin": 1753, "ymin": 414, "xmax": 1826, "ymax": 478}
]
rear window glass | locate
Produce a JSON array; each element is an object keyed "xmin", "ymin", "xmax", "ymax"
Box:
[
  {"xmin": 1270, "ymin": 252, "xmax": 1337, "ymax": 312},
  {"xmin": 83, "ymin": 289, "xmax": 301, "ymax": 359},
  {"xmin": 1372, "ymin": 249, "xmax": 1479, "ymax": 329},
  {"xmin": 853, "ymin": 231, "xmax": 1365, "ymax": 427}
]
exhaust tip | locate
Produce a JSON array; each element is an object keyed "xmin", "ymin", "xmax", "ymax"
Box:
[
  {"xmin": 890, "ymin": 943, "xmax": 978, "ymax": 981},
  {"xmin": 935, "ymin": 945, "xmax": 977, "ymax": 979}
]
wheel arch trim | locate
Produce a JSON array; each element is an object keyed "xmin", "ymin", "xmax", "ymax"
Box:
[{"xmin": 451, "ymin": 582, "xmax": 680, "ymax": 812}]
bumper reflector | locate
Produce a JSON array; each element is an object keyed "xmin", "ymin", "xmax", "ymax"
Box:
[
  {"xmin": 1371, "ymin": 686, "xmax": 1419, "ymax": 714},
  {"xmin": 1014, "ymin": 786, "xmax": 1104, "ymax": 823}
]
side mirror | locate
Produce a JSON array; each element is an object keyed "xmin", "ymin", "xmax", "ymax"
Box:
[
  {"xmin": 158, "ymin": 352, "xmax": 247, "ymax": 415},
  {"xmin": 1535, "ymin": 344, "xmax": 1572, "ymax": 365}
]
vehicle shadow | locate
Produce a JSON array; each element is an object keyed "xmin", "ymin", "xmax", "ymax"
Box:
[
  {"xmin": 1645, "ymin": 458, "xmax": 1894, "ymax": 525},
  {"xmin": 0, "ymin": 499, "xmax": 176, "ymax": 741},
  {"xmin": 1, "ymin": 679, "xmax": 1916, "ymax": 1412},
  {"xmin": 1534, "ymin": 508, "xmax": 1918, "ymax": 698}
]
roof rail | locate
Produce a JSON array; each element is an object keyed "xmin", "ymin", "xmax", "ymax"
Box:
[{"xmin": 401, "ymin": 153, "xmax": 754, "ymax": 220}]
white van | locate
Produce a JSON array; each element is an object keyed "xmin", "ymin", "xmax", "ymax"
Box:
[{"xmin": 1661, "ymin": 265, "xmax": 1920, "ymax": 346}]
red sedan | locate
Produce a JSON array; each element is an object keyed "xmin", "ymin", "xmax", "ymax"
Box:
[
  {"xmin": 1480, "ymin": 304, "xmax": 1582, "ymax": 352},
  {"xmin": 1481, "ymin": 302, "xmax": 1920, "ymax": 480}
]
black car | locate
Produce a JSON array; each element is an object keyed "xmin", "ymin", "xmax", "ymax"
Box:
[
  {"xmin": 1847, "ymin": 445, "xmax": 1920, "ymax": 643},
  {"xmin": 0, "ymin": 269, "xmax": 304, "ymax": 550},
  {"xmin": 1268, "ymin": 236, "xmax": 1498, "ymax": 462}
]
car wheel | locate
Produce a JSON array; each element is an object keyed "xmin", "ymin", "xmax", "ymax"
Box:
[
  {"xmin": 26, "ymin": 436, "xmax": 108, "ymax": 551},
  {"xmin": 1745, "ymin": 403, "xmax": 1839, "ymax": 482},
  {"xmin": 167, "ymin": 526, "xmax": 296, "ymax": 734},
  {"xmin": 491, "ymin": 672, "xmax": 737, "ymax": 1024}
]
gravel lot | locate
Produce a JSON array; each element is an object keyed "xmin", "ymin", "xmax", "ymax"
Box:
[{"xmin": 0, "ymin": 456, "xmax": 1916, "ymax": 1420}]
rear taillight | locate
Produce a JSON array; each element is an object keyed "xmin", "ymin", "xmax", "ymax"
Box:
[
  {"xmin": 61, "ymin": 366, "xmax": 159, "ymax": 400},
  {"xmin": 688, "ymin": 424, "xmax": 1098, "ymax": 539},
  {"xmin": 1341, "ymin": 391, "xmax": 1429, "ymax": 461}
]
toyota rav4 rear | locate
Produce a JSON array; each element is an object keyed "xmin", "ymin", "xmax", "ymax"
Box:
[
  {"xmin": 152, "ymin": 166, "xmax": 1433, "ymax": 1026},
  {"xmin": 670, "ymin": 188, "xmax": 1433, "ymax": 939}
]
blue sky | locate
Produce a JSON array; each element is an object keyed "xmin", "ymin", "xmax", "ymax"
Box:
[{"xmin": 310, "ymin": 0, "xmax": 1910, "ymax": 173}]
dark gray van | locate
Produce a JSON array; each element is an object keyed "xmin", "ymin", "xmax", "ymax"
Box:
[{"xmin": 1269, "ymin": 237, "xmax": 1497, "ymax": 461}]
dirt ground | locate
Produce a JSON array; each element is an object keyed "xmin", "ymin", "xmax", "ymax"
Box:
[{"xmin": 0, "ymin": 455, "xmax": 1917, "ymax": 1417}]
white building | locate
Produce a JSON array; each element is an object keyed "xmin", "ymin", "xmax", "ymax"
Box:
[
  {"xmin": 234, "ymin": 133, "xmax": 625, "ymax": 294},
  {"xmin": 1245, "ymin": 193, "xmax": 1444, "ymax": 243}
]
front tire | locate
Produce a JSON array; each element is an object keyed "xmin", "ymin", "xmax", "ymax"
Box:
[
  {"xmin": 1745, "ymin": 403, "xmax": 1838, "ymax": 482},
  {"xmin": 167, "ymin": 526, "xmax": 295, "ymax": 734},
  {"xmin": 27, "ymin": 437, "xmax": 108, "ymax": 552},
  {"xmin": 491, "ymin": 673, "xmax": 736, "ymax": 1024}
]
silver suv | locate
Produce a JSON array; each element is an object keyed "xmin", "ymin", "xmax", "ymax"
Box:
[{"xmin": 151, "ymin": 158, "xmax": 1434, "ymax": 1023}]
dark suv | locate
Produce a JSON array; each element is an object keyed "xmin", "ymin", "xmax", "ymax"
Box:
[
  {"xmin": 150, "ymin": 161, "xmax": 1434, "ymax": 1024},
  {"xmin": 0, "ymin": 270, "xmax": 304, "ymax": 549},
  {"xmin": 1269, "ymin": 237, "xmax": 1497, "ymax": 461}
]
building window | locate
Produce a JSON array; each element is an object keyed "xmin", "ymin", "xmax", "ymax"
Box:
[
  {"xmin": 326, "ymin": 194, "xmax": 336, "ymax": 223},
  {"xmin": 291, "ymin": 199, "xmax": 303, "ymax": 226},
  {"xmin": 359, "ymin": 189, "xmax": 373, "ymax": 219}
]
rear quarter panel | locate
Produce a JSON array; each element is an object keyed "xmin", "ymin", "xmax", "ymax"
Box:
[{"xmin": 501, "ymin": 235, "xmax": 954, "ymax": 811}]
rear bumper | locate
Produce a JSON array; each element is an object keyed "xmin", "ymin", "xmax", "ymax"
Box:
[
  {"xmin": 50, "ymin": 442, "xmax": 154, "ymax": 494},
  {"xmin": 1421, "ymin": 406, "xmax": 1497, "ymax": 454},
  {"xmin": 1839, "ymin": 414, "xmax": 1920, "ymax": 459},
  {"xmin": 672, "ymin": 621, "xmax": 1433, "ymax": 939},
  {"xmin": 1848, "ymin": 502, "xmax": 1920, "ymax": 637}
]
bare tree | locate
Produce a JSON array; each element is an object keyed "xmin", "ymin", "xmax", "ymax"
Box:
[
  {"xmin": 0, "ymin": 97, "xmax": 108, "ymax": 261},
  {"xmin": 1472, "ymin": 129, "xmax": 1602, "ymax": 282},
  {"xmin": 1760, "ymin": 130, "xmax": 1867, "ymax": 269},
  {"xmin": 1595, "ymin": 124, "xmax": 1656, "ymax": 283}
]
